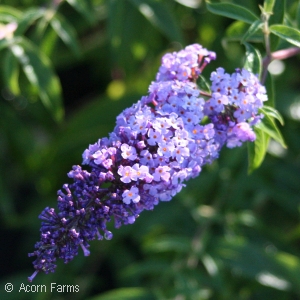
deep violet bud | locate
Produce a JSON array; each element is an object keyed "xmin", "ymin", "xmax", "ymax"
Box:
[{"xmin": 28, "ymin": 44, "xmax": 266, "ymax": 282}]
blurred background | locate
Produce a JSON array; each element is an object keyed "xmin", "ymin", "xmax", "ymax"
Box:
[{"xmin": 0, "ymin": 0, "xmax": 300, "ymax": 299}]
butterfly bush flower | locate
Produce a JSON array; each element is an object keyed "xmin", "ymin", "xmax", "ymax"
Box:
[
  {"xmin": 28, "ymin": 44, "xmax": 267, "ymax": 281},
  {"xmin": 204, "ymin": 67, "xmax": 267, "ymax": 148}
]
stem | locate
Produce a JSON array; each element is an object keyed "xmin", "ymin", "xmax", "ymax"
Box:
[
  {"xmin": 262, "ymin": 47, "xmax": 300, "ymax": 78},
  {"xmin": 260, "ymin": 7, "xmax": 300, "ymax": 84},
  {"xmin": 261, "ymin": 11, "xmax": 272, "ymax": 85}
]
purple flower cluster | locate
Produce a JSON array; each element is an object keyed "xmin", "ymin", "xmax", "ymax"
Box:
[
  {"xmin": 156, "ymin": 44, "xmax": 216, "ymax": 82},
  {"xmin": 204, "ymin": 67, "xmax": 267, "ymax": 148},
  {"xmin": 28, "ymin": 44, "xmax": 267, "ymax": 281}
]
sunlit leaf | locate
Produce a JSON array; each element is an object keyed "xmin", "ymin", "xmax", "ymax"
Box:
[
  {"xmin": 248, "ymin": 127, "xmax": 269, "ymax": 173},
  {"xmin": 198, "ymin": 75, "xmax": 211, "ymax": 94},
  {"xmin": 205, "ymin": 1, "xmax": 259, "ymax": 24},
  {"xmin": 226, "ymin": 20, "xmax": 263, "ymax": 42},
  {"xmin": 174, "ymin": 0, "xmax": 202, "ymax": 9},
  {"xmin": 263, "ymin": 0, "xmax": 276, "ymax": 14},
  {"xmin": 50, "ymin": 12, "xmax": 81, "ymax": 57},
  {"xmin": 243, "ymin": 42, "xmax": 262, "ymax": 77},
  {"xmin": 14, "ymin": 7, "xmax": 46, "ymax": 36},
  {"xmin": 260, "ymin": 106, "xmax": 284, "ymax": 125},
  {"xmin": 9, "ymin": 37, "xmax": 64, "ymax": 122},
  {"xmin": 270, "ymin": 24, "xmax": 300, "ymax": 48},
  {"xmin": 0, "ymin": 5, "xmax": 21, "ymax": 22},
  {"xmin": 256, "ymin": 113, "xmax": 287, "ymax": 148},
  {"xmin": 129, "ymin": 0, "xmax": 184, "ymax": 42},
  {"xmin": 39, "ymin": 25, "xmax": 58, "ymax": 57},
  {"xmin": 241, "ymin": 20, "xmax": 263, "ymax": 44}
]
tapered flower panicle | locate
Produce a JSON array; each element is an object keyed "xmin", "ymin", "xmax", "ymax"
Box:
[{"xmin": 28, "ymin": 44, "xmax": 267, "ymax": 281}]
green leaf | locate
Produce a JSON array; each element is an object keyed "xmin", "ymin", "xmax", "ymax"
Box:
[
  {"xmin": 256, "ymin": 113, "xmax": 287, "ymax": 148},
  {"xmin": 241, "ymin": 20, "xmax": 263, "ymax": 44},
  {"xmin": 50, "ymin": 12, "xmax": 81, "ymax": 57},
  {"xmin": 248, "ymin": 127, "xmax": 270, "ymax": 173},
  {"xmin": 0, "ymin": 5, "xmax": 21, "ymax": 22},
  {"xmin": 205, "ymin": 1, "xmax": 259, "ymax": 24},
  {"xmin": 198, "ymin": 75, "xmax": 211, "ymax": 94},
  {"xmin": 269, "ymin": 0, "xmax": 285, "ymax": 51},
  {"xmin": 226, "ymin": 21, "xmax": 263, "ymax": 42},
  {"xmin": 87, "ymin": 287, "xmax": 155, "ymax": 300},
  {"xmin": 260, "ymin": 106, "xmax": 284, "ymax": 125},
  {"xmin": 263, "ymin": 0, "xmax": 276, "ymax": 14},
  {"xmin": 40, "ymin": 27, "xmax": 59, "ymax": 58},
  {"xmin": 9, "ymin": 37, "xmax": 64, "ymax": 122},
  {"xmin": 14, "ymin": 7, "xmax": 46, "ymax": 36},
  {"xmin": 212, "ymin": 238, "xmax": 298, "ymax": 291},
  {"xmin": 270, "ymin": 24, "xmax": 300, "ymax": 47},
  {"xmin": 3, "ymin": 50, "xmax": 20, "ymax": 95},
  {"xmin": 129, "ymin": 0, "xmax": 184, "ymax": 42},
  {"xmin": 243, "ymin": 42, "xmax": 262, "ymax": 77},
  {"xmin": 66, "ymin": 0, "xmax": 96, "ymax": 24}
]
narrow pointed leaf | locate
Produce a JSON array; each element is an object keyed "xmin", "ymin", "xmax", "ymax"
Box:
[
  {"xmin": 39, "ymin": 26, "xmax": 58, "ymax": 57},
  {"xmin": 205, "ymin": 1, "xmax": 259, "ymax": 24},
  {"xmin": 263, "ymin": 0, "xmax": 276, "ymax": 14},
  {"xmin": 226, "ymin": 21, "xmax": 263, "ymax": 42},
  {"xmin": 248, "ymin": 127, "xmax": 269, "ymax": 173},
  {"xmin": 9, "ymin": 37, "xmax": 64, "ymax": 122},
  {"xmin": 0, "ymin": 5, "xmax": 21, "ymax": 22},
  {"xmin": 260, "ymin": 106, "xmax": 284, "ymax": 125},
  {"xmin": 50, "ymin": 13, "xmax": 81, "ymax": 57},
  {"xmin": 270, "ymin": 24, "xmax": 300, "ymax": 47},
  {"xmin": 256, "ymin": 113, "xmax": 287, "ymax": 148},
  {"xmin": 243, "ymin": 42, "xmax": 262, "ymax": 77},
  {"xmin": 198, "ymin": 75, "xmax": 211, "ymax": 94},
  {"xmin": 241, "ymin": 20, "xmax": 263, "ymax": 44},
  {"xmin": 129, "ymin": 0, "xmax": 184, "ymax": 42},
  {"xmin": 14, "ymin": 7, "xmax": 46, "ymax": 36}
]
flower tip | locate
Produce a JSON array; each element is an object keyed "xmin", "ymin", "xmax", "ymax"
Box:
[
  {"xmin": 80, "ymin": 243, "xmax": 90, "ymax": 256},
  {"xmin": 28, "ymin": 270, "xmax": 39, "ymax": 282}
]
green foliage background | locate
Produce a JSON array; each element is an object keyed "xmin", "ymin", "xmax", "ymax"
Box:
[{"xmin": 0, "ymin": 0, "xmax": 300, "ymax": 299}]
